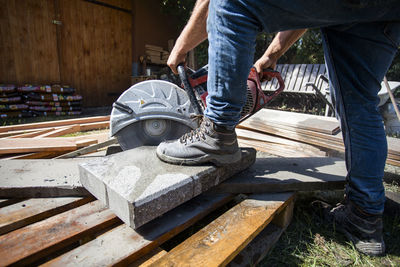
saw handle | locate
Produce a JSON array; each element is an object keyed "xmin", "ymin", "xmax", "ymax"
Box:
[
  {"xmin": 261, "ymin": 68, "xmax": 285, "ymax": 91},
  {"xmin": 177, "ymin": 64, "xmax": 203, "ymax": 115},
  {"xmin": 261, "ymin": 68, "xmax": 285, "ymax": 103}
]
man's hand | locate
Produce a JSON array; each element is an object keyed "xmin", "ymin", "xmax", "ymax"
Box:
[
  {"xmin": 254, "ymin": 29, "xmax": 307, "ymax": 80},
  {"xmin": 167, "ymin": 0, "xmax": 209, "ymax": 74},
  {"xmin": 167, "ymin": 46, "xmax": 188, "ymax": 74},
  {"xmin": 254, "ymin": 55, "xmax": 278, "ymax": 80}
]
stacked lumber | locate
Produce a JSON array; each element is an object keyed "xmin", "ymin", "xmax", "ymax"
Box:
[
  {"xmin": 145, "ymin": 44, "xmax": 169, "ymax": 65},
  {"xmin": 237, "ymin": 109, "xmax": 400, "ymax": 166},
  {"xmin": 0, "ymin": 84, "xmax": 30, "ymax": 118},
  {"xmin": 0, "ymin": 84, "xmax": 83, "ymax": 118},
  {"xmin": 0, "ymin": 191, "xmax": 295, "ymax": 266},
  {"xmin": 0, "ymin": 116, "xmax": 110, "ymax": 159}
]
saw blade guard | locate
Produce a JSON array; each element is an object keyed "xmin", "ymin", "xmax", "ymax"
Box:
[{"xmin": 110, "ymin": 80, "xmax": 198, "ymax": 147}]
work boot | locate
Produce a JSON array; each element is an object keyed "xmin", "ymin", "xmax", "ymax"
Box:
[
  {"xmin": 156, "ymin": 116, "xmax": 241, "ymax": 166},
  {"xmin": 313, "ymin": 200, "xmax": 385, "ymax": 256}
]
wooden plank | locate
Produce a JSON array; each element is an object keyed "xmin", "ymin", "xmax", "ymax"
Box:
[
  {"xmin": 238, "ymin": 138, "xmax": 325, "ymax": 158},
  {"xmin": 2, "ymin": 151, "xmax": 66, "ymax": 159},
  {"xmin": 42, "ymin": 193, "xmax": 234, "ymax": 266},
  {"xmin": 0, "ymin": 116, "xmax": 110, "ymax": 133},
  {"xmin": 0, "ymin": 200, "xmax": 119, "ymax": 266},
  {"xmin": 300, "ymin": 64, "xmax": 314, "ymax": 90},
  {"xmin": 0, "ymin": 197, "xmax": 92, "ymax": 235},
  {"xmin": 286, "ymin": 64, "xmax": 301, "ymax": 92},
  {"xmin": 236, "ymin": 128, "xmax": 326, "ymax": 157},
  {"xmin": 387, "ymin": 136, "xmax": 400, "ymax": 156},
  {"xmin": 282, "ymin": 64, "xmax": 295, "ymax": 92},
  {"xmin": 130, "ymin": 248, "xmax": 168, "ymax": 267},
  {"xmin": 56, "ymin": 138, "xmax": 117, "ymax": 159},
  {"xmin": 0, "ymin": 199, "xmax": 24, "ymax": 209},
  {"xmin": 9, "ymin": 128, "xmax": 56, "ymax": 138},
  {"xmin": 75, "ymin": 138, "xmax": 98, "ymax": 148},
  {"xmin": 387, "ymin": 158, "xmax": 400, "ymax": 167},
  {"xmin": 0, "ymin": 138, "xmax": 77, "ymax": 154},
  {"xmin": 151, "ymin": 193, "xmax": 295, "ymax": 267},
  {"xmin": 0, "ymin": 129, "xmax": 42, "ymax": 138},
  {"xmin": 228, "ymin": 199, "xmax": 294, "ymax": 267},
  {"xmin": 34, "ymin": 125, "xmax": 81, "ymax": 138},
  {"xmin": 79, "ymin": 121, "xmax": 110, "ymax": 131},
  {"xmin": 238, "ymin": 121, "xmax": 345, "ymax": 152},
  {"xmin": 291, "ymin": 64, "xmax": 307, "ymax": 93},
  {"xmin": 242, "ymin": 109, "xmax": 340, "ymax": 135}
]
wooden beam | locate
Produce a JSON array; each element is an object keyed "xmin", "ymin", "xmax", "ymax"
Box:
[
  {"xmin": 0, "ymin": 197, "xmax": 92, "ymax": 235},
  {"xmin": 2, "ymin": 151, "xmax": 67, "ymax": 160},
  {"xmin": 34, "ymin": 125, "xmax": 81, "ymax": 138},
  {"xmin": 41, "ymin": 193, "xmax": 234, "ymax": 266},
  {"xmin": 0, "ymin": 115, "xmax": 110, "ymax": 133},
  {"xmin": 151, "ymin": 193, "xmax": 295, "ymax": 267},
  {"xmin": 0, "ymin": 138, "xmax": 78, "ymax": 155},
  {"xmin": 79, "ymin": 121, "xmax": 109, "ymax": 131},
  {"xmin": 56, "ymin": 138, "xmax": 117, "ymax": 159},
  {"xmin": 8, "ymin": 128, "xmax": 56, "ymax": 138},
  {"xmin": 0, "ymin": 200, "xmax": 119, "ymax": 266},
  {"xmin": 229, "ymin": 199, "xmax": 295, "ymax": 266}
]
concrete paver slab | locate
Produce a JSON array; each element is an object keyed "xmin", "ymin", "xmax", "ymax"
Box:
[
  {"xmin": 0, "ymin": 159, "xmax": 91, "ymax": 198},
  {"xmin": 79, "ymin": 146, "xmax": 256, "ymax": 229},
  {"xmin": 216, "ymin": 152, "xmax": 347, "ymax": 193}
]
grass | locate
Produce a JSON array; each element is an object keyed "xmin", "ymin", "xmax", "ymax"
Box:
[{"xmin": 260, "ymin": 187, "xmax": 400, "ymax": 266}]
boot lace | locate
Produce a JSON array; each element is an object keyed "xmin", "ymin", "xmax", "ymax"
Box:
[{"xmin": 180, "ymin": 115, "xmax": 211, "ymax": 144}]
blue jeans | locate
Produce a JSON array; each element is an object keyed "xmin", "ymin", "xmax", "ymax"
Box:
[{"xmin": 205, "ymin": 0, "xmax": 400, "ymax": 214}]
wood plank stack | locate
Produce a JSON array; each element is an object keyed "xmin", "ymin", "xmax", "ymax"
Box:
[
  {"xmin": 0, "ymin": 84, "xmax": 30, "ymax": 118},
  {"xmin": 0, "ymin": 116, "xmax": 110, "ymax": 159},
  {"xmin": 0, "ymin": 191, "xmax": 295, "ymax": 266},
  {"xmin": 237, "ymin": 108, "xmax": 400, "ymax": 166},
  {"xmin": 145, "ymin": 44, "xmax": 169, "ymax": 65},
  {"xmin": 0, "ymin": 84, "xmax": 83, "ymax": 118}
]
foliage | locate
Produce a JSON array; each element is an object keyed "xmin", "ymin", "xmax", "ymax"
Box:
[
  {"xmin": 160, "ymin": 2, "xmax": 399, "ymax": 80},
  {"xmin": 261, "ymin": 188, "xmax": 400, "ymax": 267},
  {"xmin": 160, "ymin": 0, "xmax": 196, "ymax": 30}
]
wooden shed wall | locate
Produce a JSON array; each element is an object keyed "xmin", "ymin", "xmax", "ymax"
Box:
[
  {"xmin": 0, "ymin": 0, "xmax": 181, "ymax": 107},
  {"xmin": 57, "ymin": 0, "xmax": 132, "ymax": 106},
  {"xmin": 0, "ymin": 0, "xmax": 61, "ymax": 84},
  {"xmin": 132, "ymin": 0, "xmax": 180, "ymax": 62},
  {"xmin": 0, "ymin": 0, "xmax": 132, "ymax": 107}
]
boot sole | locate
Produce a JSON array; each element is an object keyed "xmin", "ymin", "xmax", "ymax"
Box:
[
  {"xmin": 337, "ymin": 224, "xmax": 385, "ymax": 257},
  {"xmin": 156, "ymin": 148, "xmax": 242, "ymax": 167}
]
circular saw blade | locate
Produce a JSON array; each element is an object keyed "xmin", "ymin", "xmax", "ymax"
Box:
[{"xmin": 115, "ymin": 118, "xmax": 192, "ymax": 150}]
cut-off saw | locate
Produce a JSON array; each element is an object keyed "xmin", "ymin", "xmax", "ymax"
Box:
[{"xmin": 110, "ymin": 65, "xmax": 285, "ymax": 150}]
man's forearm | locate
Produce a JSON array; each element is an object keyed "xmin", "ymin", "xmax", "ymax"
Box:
[
  {"xmin": 175, "ymin": 0, "xmax": 209, "ymax": 54},
  {"xmin": 254, "ymin": 29, "xmax": 307, "ymax": 74},
  {"xmin": 168, "ymin": 0, "xmax": 209, "ymax": 73},
  {"xmin": 264, "ymin": 29, "xmax": 307, "ymax": 61}
]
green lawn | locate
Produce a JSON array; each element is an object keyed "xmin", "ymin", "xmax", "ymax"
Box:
[{"xmin": 261, "ymin": 185, "xmax": 400, "ymax": 267}]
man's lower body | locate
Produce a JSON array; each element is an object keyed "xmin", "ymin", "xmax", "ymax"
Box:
[{"xmin": 157, "ymin": 0, "xmax": 400, "ymax": 256}]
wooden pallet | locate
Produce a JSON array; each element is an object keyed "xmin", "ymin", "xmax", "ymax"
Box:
[{"xmin": 0, "ymin": 192, "xmax": 295, "ymax": 266}]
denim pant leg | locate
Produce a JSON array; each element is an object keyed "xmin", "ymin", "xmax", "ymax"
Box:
[
  {"xmin": 205, "ymin": 0, "xmax": 261, "ymax": 129},
  {"xmin": 205, "ymin": 0, "xmax": 400, "ymax": 212},
  {"xmin": 206, "ymin": 0, "xmax": 400, "ymax": 128},
  {"xmin": 321, "ymin": 23, "xmax": 400, "ymax": 214}
]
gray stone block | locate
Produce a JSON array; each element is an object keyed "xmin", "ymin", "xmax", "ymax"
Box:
[
  {"xmin": 216, "ymin": 152, "xmax": 347, "ymax": 193},
  {"xmin": 79, "ymin": 146, "xmax": 256, "ymax": 229},
  {"xmin": 0, "ymin": 159, "xmax": 91, "ymax": 198}
]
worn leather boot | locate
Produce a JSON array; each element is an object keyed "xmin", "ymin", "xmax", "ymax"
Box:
[{"xmin": 156, "ymin": 116, "xmax": 241, "ymax": 166}]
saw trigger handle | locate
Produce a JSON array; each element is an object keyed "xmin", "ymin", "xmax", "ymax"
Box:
[
  {"xmin": 177, "ymin": 64, "xmax": 203, "ymax": 115},
  {"xmin": 262, "ymin": 68, "xmax": 285, "ymax": 93}
]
